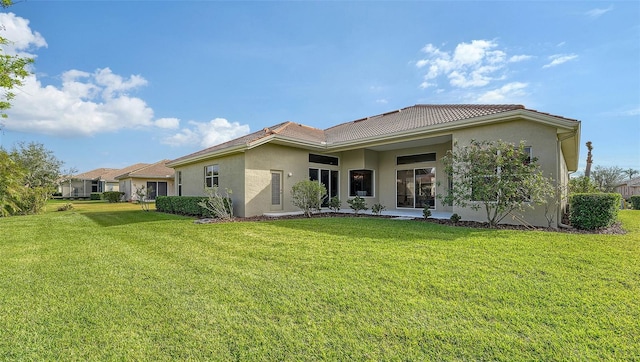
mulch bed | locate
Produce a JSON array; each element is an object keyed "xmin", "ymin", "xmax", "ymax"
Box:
[{"xmin": 193, "ymin": 212, "xmax": 626, "ymax": 234}]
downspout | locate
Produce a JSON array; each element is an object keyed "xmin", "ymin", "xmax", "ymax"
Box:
[{"xmin": 557, "ymin": 132, "xmax": 577, "ymax": 229}]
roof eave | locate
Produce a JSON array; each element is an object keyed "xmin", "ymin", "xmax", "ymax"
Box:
[{"xmin": 166, "ymin": 144, "xmax": 248, "ymax": 168}]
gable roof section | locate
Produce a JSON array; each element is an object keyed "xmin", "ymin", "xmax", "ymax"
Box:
[
  {"xmin": 74, "ymin": 168, "xmax": 119, "ymax": 181},
  {"xmin": 617, "ymin": 176, "xmax": 640, "ymax": 188},
  {"xmin": 168, "ymin": 104, "xmax": 580, "ymax": 167},
  {"xmin": 115, "ymin": 160, "xmax": 174, "ymax": 180}
]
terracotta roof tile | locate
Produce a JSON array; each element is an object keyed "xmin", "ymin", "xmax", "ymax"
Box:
[{"xmin": 115, "ymin": 160, "xmax": 174, "ymax": 179}]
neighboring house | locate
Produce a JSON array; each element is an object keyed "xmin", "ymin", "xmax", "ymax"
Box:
[
  {"xmin": 115, "ymin": 160, "xmax": 175, "ymax": 201},
  {"xmin": 167, "ymin": 104, "xmax": 581, "ymax": 227},
  {"xmin": 59, "ymin": 163, "xmax": 150, "ymax": 198},
  {"xmin": 616, "ymin": 176, "xmax": 640, "ymax": 199}
]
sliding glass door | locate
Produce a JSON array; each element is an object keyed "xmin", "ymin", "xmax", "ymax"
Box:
[{"xmin": 396, "ymin": 168, "xmax": 435, "ymax": 209}]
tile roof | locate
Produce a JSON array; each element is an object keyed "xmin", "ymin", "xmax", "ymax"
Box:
[
  {"xmin": 325, "ymin": 104, "xmax": 526, "ymax": 144},
  {"xmin": 73, "ymin": 168, "xmax": 118, "ymax": 181},
  {"xmin": 168, "ymin": 104, "xmax": 580, "ymax": 165},
  {"xmin": 115, "ymin": 160, "xmax": 174, "ymax": 179}
]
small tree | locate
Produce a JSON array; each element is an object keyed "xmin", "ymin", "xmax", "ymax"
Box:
[
  {"xmin": 568, "ymin": 175, "xmax": 598, "ymax": 194},
  {"xmin": 347, "ymin": 195, "xmax": 368, "ymax": 215},
  {"xmin": 134, "ymin": 184, "xmax": 153, "ymax": 211},
  {"xmin": 328, "ymin": 196, "xmax": 341, "ymax": 213},
  {"xmin": 198, "ymin": 186, "xmax": 234, "ymax": 220},
  {"xmin": 291, "ymin": 180, "xmax": 326, "ymax": 217},
  {"xmin": 441, "ymin": 139, "xmax": 554, "ymax": 228},
  {"xmin": 371, "ymin": 203, "xmax": 386, "ymax": 216}
]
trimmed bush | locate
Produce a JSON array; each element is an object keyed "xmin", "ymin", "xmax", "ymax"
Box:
[
  {"xmin": 102, "ymin": 191, "xmax": 124, "ymax": 203},
  {"xmin": 155, "ymin": 196, "xmax": 212, "ymax": 217},
  {"xmin": 569, "ymin": 193, "xmax": 621, "ymax": 230},
  {"xmin": 630, "ymin": 195, "xmax": 640, "ymax": 210},
  {"xmin": 347, "ymin": 196, "xmax": 368, "ymax": 215},
  {"xmin": 90, "ymin": 193, "xmax": 102, "ymax": 200}
]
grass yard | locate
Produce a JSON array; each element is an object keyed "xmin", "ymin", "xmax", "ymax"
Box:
[{"xmin": 1, "ymin": 200, "xmax": 638, "ymax": 360}]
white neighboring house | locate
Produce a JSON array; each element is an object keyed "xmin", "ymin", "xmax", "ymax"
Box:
[
  {"xmin": 59, "ymin": 164, "xmax": 149, "ymax": 198},
  {"xmin": 115, "ymin": 160, "xmax": 176, "ymax": 202}
]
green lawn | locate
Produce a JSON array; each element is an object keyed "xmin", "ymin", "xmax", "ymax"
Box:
[{"xmin": 1, "ymin": 201, "xmax": 638, "ymax": 360}]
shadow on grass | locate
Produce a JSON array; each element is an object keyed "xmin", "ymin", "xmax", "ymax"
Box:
[
  {"xmin": 83, "ymin": 210, "xmax": 190, "ymax": 227},
  {"xmin": 265, "ymin": 216, "xmax": 500, "ymax": 242}
]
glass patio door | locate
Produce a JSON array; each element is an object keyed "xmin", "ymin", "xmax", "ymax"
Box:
[{"xmin": 396, "ymin": 168, "xmax": 435, "ymax": 209}]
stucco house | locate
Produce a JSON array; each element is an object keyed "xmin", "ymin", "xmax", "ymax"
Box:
[
  {"xmin": 115, "ymin": 160, "xmax": 175, "ymax": 201},
  {"xmin": 166, "ymin": 104, "xmax": 580, "ymax": 227},
  {"xmin": 59, "ymin": 163, "xmax": 149, "ymax": 198},
  {"xmin": 616, "ymin": 176, "xmax": 640, "ymax": 199}
]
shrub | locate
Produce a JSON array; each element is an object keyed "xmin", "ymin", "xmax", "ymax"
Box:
[
  {"xmin": 90, "ymin": 193, "xmax": 102, "ymax": 200},
  {"xmin": 198, "ymin": 186, "xmax": 234, "ymax": 220},
  {"xmin": 347, "ymin": 196, "xmax": 368, "ymax": 215},
  {"xmin": 156, "ymin": 196, "xmax": 212, "ymax": 217},
  {"xmin": 569, "ymin": 193, "xmax": 621, "ymax": 230},
  {"xmin": 57, "ymin": 203, "xmax": 73, "ymax": 211},
  {"xmin": 630, "ymin": 195, "xmax": 640, "ymax": 210},
  {"xmin": 14, "ymin": 187, "xmax": 50, "ymax": 215},
  {"xmin": 291, "ymin": 180, "xmax": 326, "ymax": 217},
  {"xmin": 423, "ymin": 207, "xmax": 431, "ymax": 219},
  {"xmin": 450, "ymin": 213, "xmax": 461, "ymax": 223},
  {"xmin": 328, "ymin": 196, "xmax": 341, "ymax": 213},
  {"xmin": 371, "ymin": 203, "xmax": 386, "ymax": 216},
  {"xmin": 102, "ymin": 191, "xmax": 124, "ymax": 203}
]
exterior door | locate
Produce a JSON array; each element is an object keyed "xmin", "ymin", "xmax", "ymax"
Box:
[{"xmin": 271, "ymin": 171, "xmax": 283, "ymax": 210}]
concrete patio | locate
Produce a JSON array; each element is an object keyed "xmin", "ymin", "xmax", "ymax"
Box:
[{"xmin": 263, "ymin": 208, "xmax": 453, "ymax": 220}]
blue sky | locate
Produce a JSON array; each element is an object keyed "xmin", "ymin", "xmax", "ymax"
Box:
[{"xmin": 1, "ymin": 1, "xmax": 638, "ymax": 174}]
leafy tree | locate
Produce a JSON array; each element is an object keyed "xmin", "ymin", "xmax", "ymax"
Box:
[
  {"xmin": 568, "ymin": 175, "xmax": 598, "ymax": 194},
  {"xmin": 291, "ymin": 180, "xmax": 326, "ymax": 217},
  {"xmin": 0, "ymin": 0, "xmax": 34, "ymax": 118},
  {"xmin": 623, "ymin": 168, "xmax": 639, "ymax": 180},
  {"xmin": 591, "ymin": 165, "xmax": 624, "ymax": 193},
  {"xmin": 441, "ymin": 139, "xmax": 554, "ymax": 228},
  {"xmin": 10, "ymin": 142, "xmax": 63, "ymax": 189},
  {"xmin": 134, "ymin": 184, "xmax": 153, "ymax": 212},
  {"xmin": 0, "ymin": 149, "xmax": 24, "ymax": 216}
]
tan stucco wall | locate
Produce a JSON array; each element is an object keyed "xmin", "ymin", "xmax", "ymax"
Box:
[
  {"xmin": 451, "ymin": 119, "xmax": 559, "ymax": 227},
  {"xmin": 244, "ymin": 144, "xmax": 311, "ymax": 217},
  {"xmin": 173, "ymin": 153, "xmax": 246, "ymax": 215}
]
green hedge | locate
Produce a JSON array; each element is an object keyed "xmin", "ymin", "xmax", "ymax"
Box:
[
  {"xmin": 569, "ymin": 193, "xmax": 621, "ymax": 230},
  {"xmin": 102, "ymin": 191, "xmax": 124, "ymax": 203},
  {"xmin": 156, "ymin": 196, "xmax": 212, "ymax": 217},
  {"xmin": 630, "ymin": 195, "xmax": 640, "ymax": 210},
  {"xmin": 90, "ymin": 193, "xmax": 102, "ymax": 200}
]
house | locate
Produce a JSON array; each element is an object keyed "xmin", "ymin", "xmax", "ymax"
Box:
[
  {"xmin": 115, "ymin": 160, "xmax": 175, "ymax": 201},
  {"xmin": 166, "ymin": 104, "xmax": 581, "ymax": 227},
  {"xmin": 59, "ymin": 163, "xmax": 149, "ymax": 198},
  {"xmin": 616, "ymin": 176, "xmax": 640, "ymax": 199}
]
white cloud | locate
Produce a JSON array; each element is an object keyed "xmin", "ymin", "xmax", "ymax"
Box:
[
  {"xmin": 375, "ymin": 98, "xmax": 388, "ymax": 104},
  {"xmin": 163, "ymin": 118, "xmax": 250, "ymax": 148},
  {"xmin": 509, "ymin": 55, "xmax": 532, "ymax": 62},
  {"xmin": 1, "ymin": 13, "xmax": 181, "ymax": 138},
  {"xmin": 4, "ymin": 68, "xmax": 163, "ymax": 136},
  {"xmin": 475, "ymin": 82, "xmax": 528, "ymax": 103},
  {"xmin": 416, "ymin": 40, "xmax": 525, "ymax": 89},
  {"xmin": 154, "ymin": 118, "xmax": 180, "ymax": 129},
  {"xmin": 585, "ymin": 5, "xmax": 613, "ymax": 18},
  {"xmin": 0, "ymin": 12, "xmax": 47, "ymax": 57},
  {"xmin": 543, "ymin": 54, "xmax": 578, "ymax": 68}
]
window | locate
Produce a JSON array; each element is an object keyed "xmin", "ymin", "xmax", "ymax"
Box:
[
  {"xmin": 146, "ymin": 181, "xmax": 168, "ymax": 200},
  {"xmin": 309, "ymin": 168, "xmax": 339, "ymax": 206},
  {"xmin": 309, "ymin": 154, "xmax": 339, "ymax": 166},
  {"xmin": 397, "ymin": 153, "xmax": 436, "ymax": 165},
  {"xmin": 177, "ymin": 171, "xmax": 182, "ymax": 196},
  {"xmin": 349, "ymin": 169, "xmax": 373, "ymax": 197},
  {"xmin": 471, "ymin": 146, "xmax": 533, "ymax": 202},
  {"xmin": 205, "ymin": 165, "xmax": 219, "ymax": 188}
]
